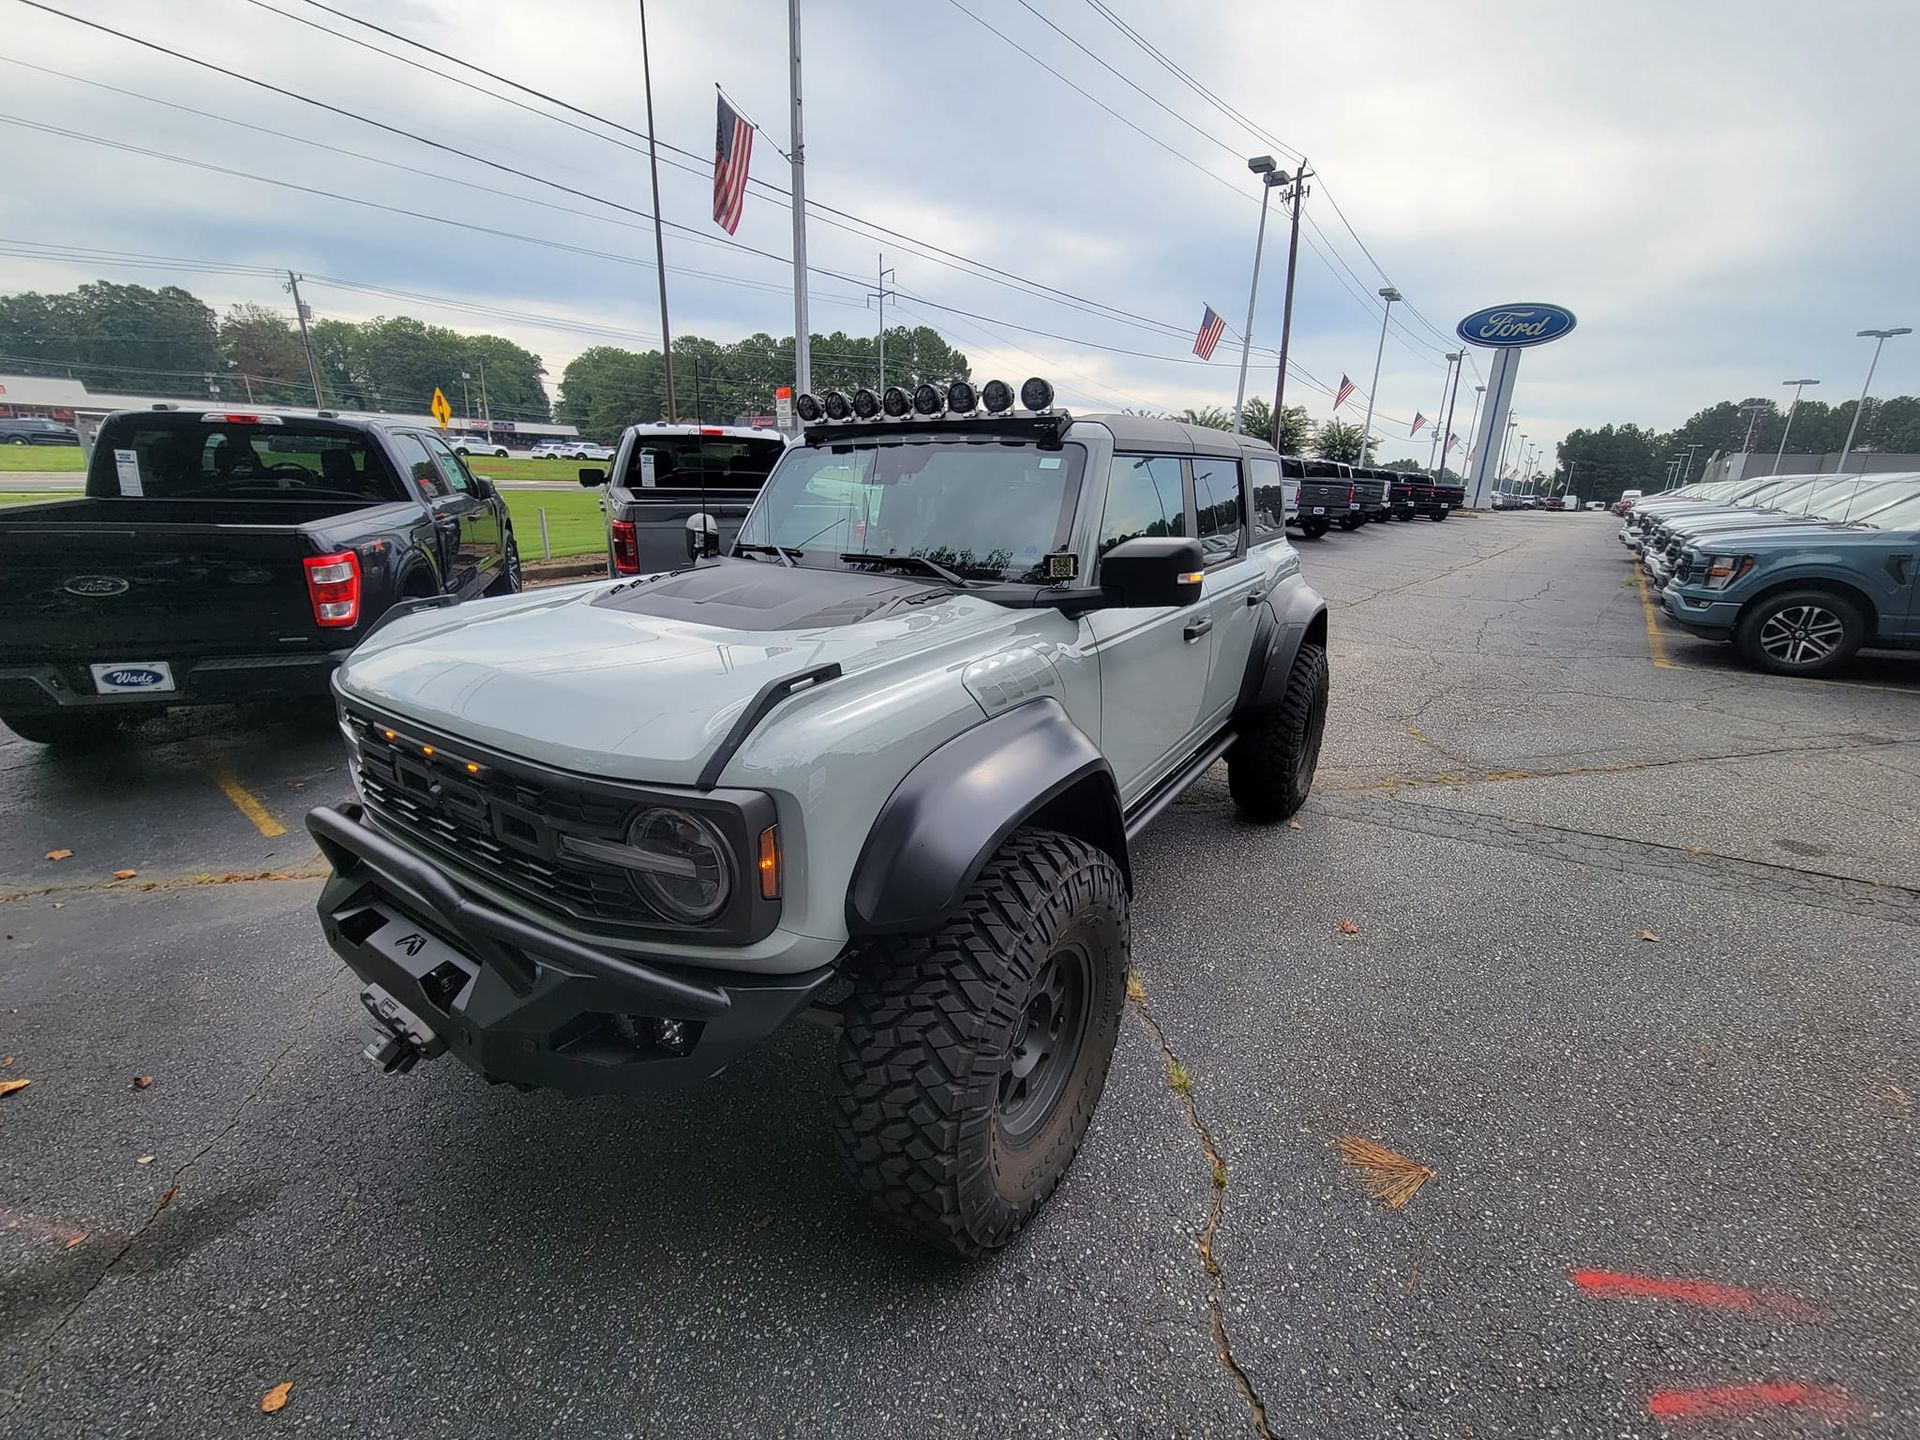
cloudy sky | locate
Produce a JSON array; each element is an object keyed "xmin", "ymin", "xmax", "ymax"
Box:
[{"xmin": 3, "ymin": 0, "xmax": 1917, "ymax": 465}]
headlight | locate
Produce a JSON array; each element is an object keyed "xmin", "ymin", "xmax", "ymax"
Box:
[
  {"xmin": 1698, "ymin": 554, "xmax": 1753, "ymax": 591},
  {"xmin": 625, "ymin": 807, "xmax": 733, "ymax": 923}
]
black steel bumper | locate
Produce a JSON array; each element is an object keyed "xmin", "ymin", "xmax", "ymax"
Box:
[
  {"xmin": 0, "ymin": 650, "xmax": 346, "ymax": 716},
  {"xmin": 307, "ymin": 804, "xmax": 836, "ymax": 1096}
]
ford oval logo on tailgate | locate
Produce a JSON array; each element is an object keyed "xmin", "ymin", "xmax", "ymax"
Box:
[
  {"xmin": 64, "ymin": 575, "xmax": 130, "ymax": 597},
  {"xmin": 101, "ymin": 667, "xmax": 166, "ymax": 688},
  {"xmin": 1455, "ymin": 303, "xmax": 1577, "ymax": 348}
]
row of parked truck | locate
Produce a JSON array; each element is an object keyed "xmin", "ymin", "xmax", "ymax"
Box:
[
  {"xmin": 1620, "ymin": 470, "xmax": 1920, "ymax": 675},
  {"xmin": 1282, "ymin": 459, "xmax": 1466, "ymax": 537}
]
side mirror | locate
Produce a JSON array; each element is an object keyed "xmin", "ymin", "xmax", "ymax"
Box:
[
  {"xmin": 579, "ymin": 467, "xmax": 607, "ymax": 487},
  {"xmin": 1097, "ymin": 536, "xmax": 1205, "ymax": 608},
  {"xmin": 684, "ymin": 512, "xmax": 721, "ymax": 561},
  {"xmin": 468, "ymin": 474, "xmax": 496, "ymax": 499}
]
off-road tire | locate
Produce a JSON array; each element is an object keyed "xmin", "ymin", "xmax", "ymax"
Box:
[
  {"xmin": 830, "ymin": 828, "xmax": 1129, "ymax": 1256},
  {"xmin": 2, "ymin": 712, "xmax": 124, "ymax": 747},
  {"xmin": 1734, "ymin": 588, "xmax": 1866, "ymax": 677},
  {"xmin": 486, "ymin": 532, "xmax": 524, "ymax": 596},
  {"xmin": 1227, "ymin": 641, "xmax": 1329, "ymax": 822}
]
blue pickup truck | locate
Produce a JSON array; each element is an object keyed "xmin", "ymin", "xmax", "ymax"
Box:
[{"xmin": 1659, "ymin": 481, "xmax": 1920, "ymax": 675}]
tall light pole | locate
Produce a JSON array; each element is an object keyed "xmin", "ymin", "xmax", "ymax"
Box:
[
  {"xmin": 1231, "ymin": 157, "xmax": 1289, "ymax": 433},
  {"xmin": 1737, "ymin": 402, "xmax": 1767, "ymax": 480},
  {"xmin": 788, "ymin": 0, "xmax": 810, "ymax": 399},
  {"xmin": 460, "ymin": 370, "xmax": 471, "ymax": 426},
  {"xmin": 1463, "ymin": 385, "xmax": 1487, "ymax": 503},
  {"xmin": 1427, "ymin": 352, "xmax": 1459, "ymax": 470},
  {"xmin": 1516, "ymin": 434, "xmax": 1528, "ymax": 487},
  {"xmin": 1357, "ymin": 286, "xmax": 1401, "ymax": 466},
  {"xmin": 1770, "ymin": 378, "xmax": 1819, "ymax": 475},
  {"xmin": 1678, "ymin": 442, "xmax": 1701, "ymax": 487},
  {"xmin": 638, "ymin": 0, "xmax": 676, "ymax": 421},
  {"xmin": 1838, "ymin": 326, "xmax": 1911, "ymax": 519},
  {"xmin": 1496, "ymin": 416, "xmax": 1517, "ymax": 488}
]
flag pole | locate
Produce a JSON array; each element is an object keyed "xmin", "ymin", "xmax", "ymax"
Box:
[
  {"xmin": 788, "ymin": 0, "xmax": 811, "ymax": 401},
  {"xmin": 638, "ymin": 0, "xmax": 676, "ymax": 421}
]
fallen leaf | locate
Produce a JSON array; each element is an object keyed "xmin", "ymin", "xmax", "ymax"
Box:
[
  {"xmin": 0, "ymin": 1078, "xmax": 29, "ymax": 1098},
  {"xmin": 136, "ymin": 1155, "xmax": 155, "ymax": 1164},
  {"xmin": 260, "ymin": 1382, "xmax": 292, "ymax": 1414},
  {"xmin": 1638, "ymin": 929, "xmax": 1661, "ymax": 942},
  {"xmin": 45, "ymin": 849, "xmax": 72, "ymax": 862},
  {"xmin": 751, "ymin": 1214, "xmax": 774, "ymax": 1231},
  {"xmin": 1125, "ymin": 973, "xmax": 1146, "ymax": 1003},
  {"xmin": 133, "ymin": 1075, "xmax": 154, "ymax": 1090},
  {"xmin": 65, "ymin": 1234, "xmax": 85, "ymax": 1250},
  {"xmin": 1, "ymin": 1055, "xmax": 11, "ymax": 1066},
  {"xmin": 157, "ymin": 1186, "xmax": 176, "ymax": 1207},
  {"xmin": 112, "ymin": 869, "xmax": 138, "ymax": 881},
  {"xmin": 1338, "ymin": 919, "xmax": 1360, "ymax": 935},
  {"xmin": 1287, "ymin": 819, "xmax": 1303, "ymax": 830},
  {"xmin": 1335, "ymin": 1136, "xmax": 1437, "ymax": 1210}
]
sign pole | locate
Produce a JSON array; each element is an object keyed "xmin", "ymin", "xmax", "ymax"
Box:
[{"xmin": 1466, "ymin": 348, "xmax": 1519, "ymax": 509}]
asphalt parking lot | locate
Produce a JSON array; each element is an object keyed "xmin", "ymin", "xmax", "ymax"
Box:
[{"xmin": 2, "ymin": 512, "xmax": 1915, "ymax": 1437}]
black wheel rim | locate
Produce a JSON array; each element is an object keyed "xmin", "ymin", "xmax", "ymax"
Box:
[
  {"xmin": 506, "ymin": 538, "xmax": 522, "ymax": 588},
  {"xmin": 1758, "ymin": 604, "xmax": 1843, "ymax": 666},
  {"xmin": 996, "ymin": 944, "xmax": 1091, "ymax": 1145},
  {"xmin": 1295, "ymin": 675, "xmax": 1327, "ymax": 789}
]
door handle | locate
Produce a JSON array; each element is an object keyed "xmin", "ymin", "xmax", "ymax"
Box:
[
  {"xmin": 1888, "ymin": 553, "xmax": 1913, "ymax": 585},
  {"xmin": 1183, "ymin": 617, "xmax": 1212, "ymax": 642},
  {"xmin": 1245, "ymin": 589, "xmax": 1267, "ymax": 607}
]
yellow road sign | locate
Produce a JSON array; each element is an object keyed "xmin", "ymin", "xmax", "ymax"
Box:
[{"xmin": 430, "ymin": 387, "xmax": 451, "ymax": 429}]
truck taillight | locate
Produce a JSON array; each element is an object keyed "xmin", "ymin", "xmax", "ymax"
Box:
[
  {"xmin": 304, "ymin": 550, "xmax": 361, "ymax": 628},
  {"xmin": 611, "ymin": 519, "xmax": 640, "ymax": 574}
]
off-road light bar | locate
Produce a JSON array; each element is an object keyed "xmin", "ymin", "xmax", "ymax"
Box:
[
  {"xmin": 794, "ymin": 392, "xmax": 823, "ymax": 423},
  {"xmin": 798, "ymin": 376, "xmax": 1058, "ymax": 426},
  {"xmin": 881, "ymin": 385, "xmax": 911, "ymax": 417},
  {"xmin": 822, "ymin": 390, "xmax": 852, "ymax": 421},
  {"xmin": 851, "ymin": 387, "xmax": 881, "ymax": 419},
  {"xmin": 912, "ymin": 383, "xmax": 942, "ymax": 416},
  {"xmin": 1020, "ymin": 377, "xmax": 1054, "ymax": 411},
  {"xmin": 947, "ymin": 381, "xmax": 977, "ymax": 414},
  {"xmin": 981, "ymin": 379, "xmax": 1014, "ymax": 413}
]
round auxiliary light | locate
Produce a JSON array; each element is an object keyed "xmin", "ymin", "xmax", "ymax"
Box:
[
  {"xmin": 1020, "ymin": 376, "xmax": 1054, "ymax": 411},
  {"xmin": 947, "ymin": 380, "xmax": 978, "ymax": 414},
  {"xmin": 981, "ymin": 379, "xmax": 1015, "ymax": 413},
  {"xmin": 881, "ymin": 385, "xmax": 911, "ymax": 418},
  {"xmin": 912, "ymin": 383, "xmax": 942, "ymax": 416},
  {"xmin": 851, "ymin": 387, "xmax": 881, "ymax": 419},
  {"xmin": 793, "ymin": 392, "xmax": 822, "ymax": 423},
  {"xmin": 822, "ymin": 390, "xmax": 852, "ymax": 421}
]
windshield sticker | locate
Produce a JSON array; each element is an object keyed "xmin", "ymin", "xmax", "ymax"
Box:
[
  {"xmin": 114, "ymin": 448, "xmax": 143, "ymax": 496},
  {"xmin": 1038, "ymin": 457, "xmax": 1062, "ymax": 469},
  {"xmin": 639, "ymin": 452, "xmax": 657, "ymax": 488}
]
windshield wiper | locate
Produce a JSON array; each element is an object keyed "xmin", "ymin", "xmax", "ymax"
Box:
[
  {"xmin": 733, "ymin": 541, "xmax": 799, "ymax": 566},
  {"xmin": 839, "ymin": 552, "xmax": 973, "ymax": 586}
]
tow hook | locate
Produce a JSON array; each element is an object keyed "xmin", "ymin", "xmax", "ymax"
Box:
[{"xmin": 360, "ymin": 984, "xmax": 447, "ymax": 1075}]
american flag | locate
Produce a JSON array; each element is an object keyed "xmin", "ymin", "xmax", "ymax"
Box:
[
  {"xmin": 1333, "ymin": 374, "xmax": 1355, "ymax": 409},
  {"xmin": 712, "ymin": 94, "xmax": 754, "ymax": 235},
  {"xmin": 1410, "ymin": 412, "xmax": 1428, "ymax": 436},
  {"xmin": 1447, "ymin": 432, "xmax": 1461, "ymax": 452},
  {"xmin": 1192, "ymin": 305, "xmax": 1227, "ymax": 360}
]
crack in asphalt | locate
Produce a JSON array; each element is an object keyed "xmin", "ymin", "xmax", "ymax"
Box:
[
  {"xmin": 1, "ymin": 962, "xmax": 354, "ymax": 1416},
  {"xmin": 1126, "ymin": 991, "xmax": 1273, "ymax": 1440}
]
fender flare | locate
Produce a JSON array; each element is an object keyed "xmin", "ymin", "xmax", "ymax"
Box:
[
  {"xmin": 846, "ymin": 698, "xmax": 1127, "ymax": 935},
  {"xmin": 1237, "ymin": 581, "xmax": 1329, "ymax": 714}
]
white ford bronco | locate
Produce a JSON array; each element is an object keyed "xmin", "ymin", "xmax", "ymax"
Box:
[{"xmin": 307, "ymin": 377, "xmax": 1330, "ymax": 1254}]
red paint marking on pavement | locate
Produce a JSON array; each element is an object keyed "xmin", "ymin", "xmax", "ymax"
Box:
[
  {"xmin": 0, "ymin": 1206, "xmax": 85, "ymax": 1246},
  {"xmin": 1571, "ymin": 1269, "xmax": 1821, "ymax": 1320},
  {"xmin": 1648, "ymin": 1381, "xmax": 1853, "ymax": 1421}
]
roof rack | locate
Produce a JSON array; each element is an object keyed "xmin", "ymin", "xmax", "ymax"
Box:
[{"xmin": 803, "ymin": 411, "xmax": 1072, "ymax": 446}]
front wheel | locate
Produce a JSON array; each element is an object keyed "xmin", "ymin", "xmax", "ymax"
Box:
[
  {"xmin": 1228, "ymin": 641, "xmax": 1329, "ymax": 822},
  {"xmin": 1734, "ymin": 589, "xmax": 1865, "ymax": 677},
  {"xmin": 486, "ymin": 532, "xmax": 524, "ymax": 596},
  {"xmin": 5, "ymin": 436, "xmax": 26, "ymax": 446},
  {"xmin": 831, "ymin": 828, "xmax": 1128, "ymax": 1256},
  {"xmin": 2, "ymin": 712, "xmax": 125, "ymax": 747}
]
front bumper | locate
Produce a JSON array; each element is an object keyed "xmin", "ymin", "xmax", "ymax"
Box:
[
  {"xmin": 1660, "ymin": 587, "xmax": 1741, "ymax": 635},
  {"xmin": 308, "ymin": 804, "xmax": 836, "ymax": 1096},
  {"xmin": 0, "ymin": 650, "xmax": 346, "ymax": 716}
]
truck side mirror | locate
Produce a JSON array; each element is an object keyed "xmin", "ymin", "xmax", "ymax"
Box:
[
  {"xmin": 1097, "ymin": 537, "xmax": 1205, "ymax": 608},
  {"xmin": 579, "ymin": 467, "xmax": 607, "ymax": 487}
]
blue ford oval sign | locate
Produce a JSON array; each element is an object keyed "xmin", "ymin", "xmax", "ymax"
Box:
[{"xmin": 1456, "ymin": 303, "xmax": 1577, "ymax": 349}]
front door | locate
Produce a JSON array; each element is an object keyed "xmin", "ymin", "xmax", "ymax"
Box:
[
  {"xmin": 423, "ymin": 433, "xmax": 503, "ymax": 581},
  {"xmin": 1085, "ymin": 453, "xmax": 1211, "ymax": 806},
  {"xmin": 392, "ymin": 432, "xmax": 484, "ymax": 594}
]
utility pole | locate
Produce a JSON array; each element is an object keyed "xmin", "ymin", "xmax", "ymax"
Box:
[
  {"xmin": 460, "ymin": 371, "xmax": 471, "ymax": 425},
  {"xmin": 1231, "ymin": 157, "xmax": 1285, "ymax": 434},
  {"xmin": 286, "ymin": 271, "xmax": 324, "ymax": 408},
  {"xmin": 1357, "ymin": 287, "xmax": 1400, "ymax": 466},
  {"xmin": 787, "ymin": 0, "xmax": 810, "ymax": 398},
  {"xmin": 1427, "ymin": 352, "xmax": 1458, "ymax": 470},
  {"xmin": 478, "ymin": 358, "xmax": 491, "ymax": 431},
  {"xmin": 866, "ymin": 253, "xmax": 896, "ymax": 389},
  {"xmin": 638, "ymin": 0, "xmax": 677, "ymax": 421},
  {"xmin": 1268, "ymin": 160, "xmax": 1309, "ymax": 448}
]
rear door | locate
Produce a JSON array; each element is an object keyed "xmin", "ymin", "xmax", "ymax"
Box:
[{"xmin": 1192, "ymin": 455, "xmax": 1264, "ymax": 727}]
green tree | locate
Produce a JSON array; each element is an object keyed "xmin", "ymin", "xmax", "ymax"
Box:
[
  {"xmin": 0, "ymin": 281, "xmax": 220, "ymax": 396},
  {"xmin": 1179, "ymin": 405, "xmax": 1231, "ymax": 430},
  {"xmin": 1314, "ymin": 418, "xmax": 1377, "ymax": 464},
  {"xmin": 218, "ymin": 303, "xmax": 311, "ymax": 404},
  {"xmin": 1555, "ymin": 422, "xmax": 1663, "ymax": 503}
]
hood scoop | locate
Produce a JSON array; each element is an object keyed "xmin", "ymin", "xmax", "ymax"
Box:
[{"xmin": 590, "ymin": 558, "xmax": 942, "ymax": 631}]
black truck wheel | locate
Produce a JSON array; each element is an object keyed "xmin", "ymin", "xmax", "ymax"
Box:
[
  {"xmin": 1337, "ymin": 515, "xmax": 1362, "ymax": 531},
  {"xmin": 1227, "ymin": 641, "xmax": 1329, "ymax": 822},
  {"xmin": 1430, "ymin": 509, "xmax": 1450, "ymax": 521},
  {"xmin": 2, "ymin": 712, "xmax": 124, "ymax": 747},
  {"xmin": 486, "ymin": 533, "xmax": 524, "ymax": 596},
  {"xmin": 1298, "ymin": 518, "xmax": 1330, "ymax": 539},
  {"xmin": 830, "ymin": 828, "xmax": 1128, "ymax": 1256},
  {"xmin": 1734, "ymin": 588, "xmax": 1865, "ymax": 676}
]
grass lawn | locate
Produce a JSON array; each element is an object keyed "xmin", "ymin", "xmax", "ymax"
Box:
[
  {"xmin": 0, "ymin": 447, "xmax": 84, "ymax": 472},
  {"xmin": 0, "ymin": 491, "xmax": 72, "ymax": 506},
  {"xmin": 501, "ymin": 487, "xmax": 606, "ymax": 560},
  {"xmin": 464, "ymin": 456, "xmax": 601, "ymax": 484}
]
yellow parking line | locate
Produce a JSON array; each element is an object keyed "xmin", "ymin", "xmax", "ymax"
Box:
[
  {"xmin": 1633, "ymin": 570, "xmax": 1675, "ymax": 669},
  {"xmin": 208, "ymin": 766, "xmax": 287, "ymax": 838}
]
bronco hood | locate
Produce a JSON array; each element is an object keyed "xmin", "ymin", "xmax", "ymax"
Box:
[{"xmin": 338, "ymin": 560, "xmax": 1019, "ymax": 784}]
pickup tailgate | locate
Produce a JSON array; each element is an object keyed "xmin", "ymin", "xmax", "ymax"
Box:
[
  {"xmin": 616, "ymin": 490, "xmax": 757, "ymax": 572},
  {"xmin": 0, "ymin": 498, "xmax": 349, "ymax": 660}
]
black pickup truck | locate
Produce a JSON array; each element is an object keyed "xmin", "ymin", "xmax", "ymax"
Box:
[
  {"xmin": 1425, "ymin": 480, "xmax": 1465, "ymax": 520},
  {"xmin": 1287, "ymin": 456, "xmax": 1359, "ymax": 538},
  {"xmin": 1384, "ymin": 470, "xmax": 1425, "ymax": 520},
  {"xmin": 582, "ymin": 422, "xmax": 788, "ymax": 576},
  {"xmin": 0, "ymin": 407, "xmax": 519, "ymax": 746}
]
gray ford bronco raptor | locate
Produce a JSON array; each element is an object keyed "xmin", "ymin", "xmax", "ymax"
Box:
[{"xmin": 307, "ymin": 377, "xmax": 1330, "ymax": 1255}]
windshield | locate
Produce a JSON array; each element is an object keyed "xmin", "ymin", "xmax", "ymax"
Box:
[
  {"xmin": 87, "ymin": 417, "xmax": 403, "ymax": 501},
  {"xmin": 1848, "ymin": 487, "xmax": 1920, "ymax": 529},
  {"xmin": 735, "ymin": 440, "xmax": 1085, "ymax": 583}
]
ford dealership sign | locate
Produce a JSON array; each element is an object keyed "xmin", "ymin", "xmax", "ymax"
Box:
[{"xmin": 1456, "ymin": 303, "xmax": 1576, "ymax": 349}]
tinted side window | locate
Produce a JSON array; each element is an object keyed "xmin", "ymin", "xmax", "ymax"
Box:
[
  {"xmin": 420, "ymin": 434, "xmax": 474, "ymax": 493},
  {"xmin": 1192, "ymin": 458, "xmax": 1243, "ymax": 559},
  {"xmin": 1099, "ymin": 455, "xmax": 1186, "ymax": 556},
  {"xmin": 391, "ymin": 434, "xmax": 449, "ymax": 498},
  {"xmin": 1247, "ymin": 456, "xmax": 1288, "ymax": 539}
]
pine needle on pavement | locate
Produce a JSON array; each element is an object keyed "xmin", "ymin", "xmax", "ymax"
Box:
[{"xmin": 1335, "ymin": 1136, "xmax": 1436, "ymax": 1210}]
